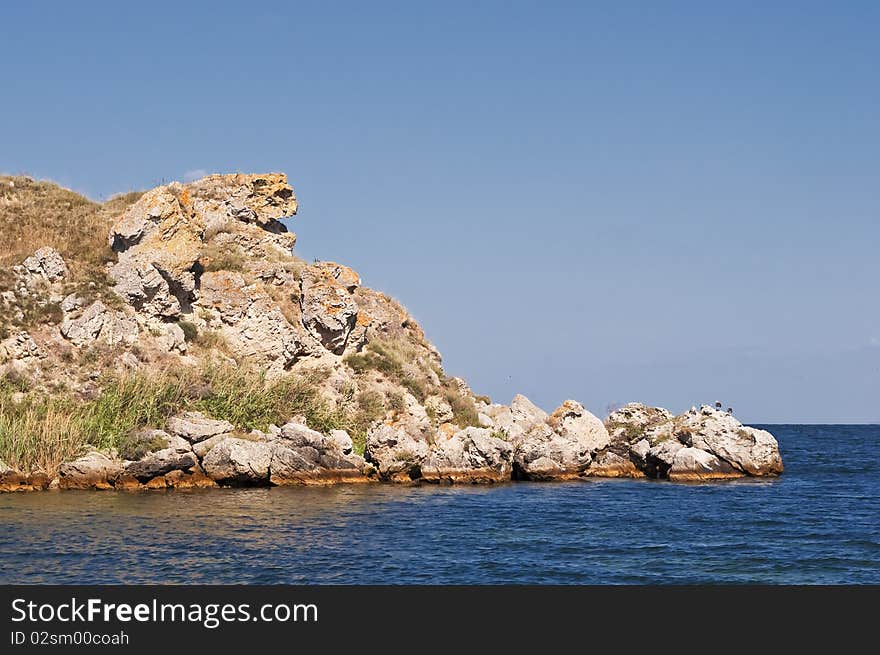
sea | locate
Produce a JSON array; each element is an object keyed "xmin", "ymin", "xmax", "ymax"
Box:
[{"xmin": 1, "ymin": 425, "xmax": 878, "ymax": 584}]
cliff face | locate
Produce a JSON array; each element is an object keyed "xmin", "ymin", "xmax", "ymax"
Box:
[{"xmin": 0, "ymin": 173, "xmax": 783, "ymax": 491}]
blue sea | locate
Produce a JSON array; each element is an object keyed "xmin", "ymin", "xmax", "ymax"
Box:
[{"xmin": 1, "ymin": 425, "xmax": 877, "ymax": 584}]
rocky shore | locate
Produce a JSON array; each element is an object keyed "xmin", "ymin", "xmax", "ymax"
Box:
[{"xmin": 0, "ymin": 173, "xmax": 783, "ymax": 492}]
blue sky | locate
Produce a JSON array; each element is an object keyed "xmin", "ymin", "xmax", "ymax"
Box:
[{"xmin": 2, "ymin": 1, "xmax": 878, "ymax": 422}]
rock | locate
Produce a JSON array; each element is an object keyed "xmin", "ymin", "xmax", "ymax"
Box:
[
  {"xmin": 166, "ymin": 411, "xmax": 235, "ymax": 443},
  {"xmin": 267, "ymin": 422, "xmax": 371, "ymax": 485},
  {"xmin": 108, "ymin": 185, "xmax": 201, "ymax": 318},
  {"xmin": 644, "ymin": 440, "xmax": 684, "ymax": 478},
  {"xmin": 151, "ymin": 321, "xmax": 186, "ymax": 353},
  {"xmin": 269, "ymin": 444, "xmax": 370, "ymax": 486},
  {"xmin": 364, "ymin": 424, "xmax": 430, "ymax": 482},
  {"xmin": 483, "ymin": 394, "xmax": 547, "ymax": 442},
  {"xmin": 498, "ymin": 395, "xmax": 600, "ymax": 481},
  {"xmin": 198, "ymin": 271, "xmax": 306, "ymax": 373},
  {"xmin": 60, "ymin": 293, "xmax": 84, "ymax": 313},
  {"xmin": 605, "ymin": 403, "xmax": 675, "ymax": 447},
  {"xmin": 547, "ymin": 400, "xmax": 610, "ymax": 454},
  {"xmin": 329, "ymin": 429, "xmax": 354, "ymax": 455},
  {"xmin": 0, "ymin": 331, "xmax": 43, "ymax": 362},
  {"xmin": 21, "ymin": 247, "xmax": 67, "ymax": 283},
  {"xmin": 420, "ymin": 427, "xmax": 513, "ymax": 484},
  {"xmin": 186, "ymin": 173, "xmax": 297, "ymax": 228},
  {"xmin": 587, "ymin": 451, "xmax": 645, "ymax": 478},
  {"xmin": 676, "ymin": 407, "xmax": 784, "ymax": 476},
  {"xmin": 425, "ymin": 396, "xmax": 454, "ymax": 424},
  {"xmin": 60, "ymin": 300, "xmax": 138, "ymax": 347},
  {"xmin": 300, "ymin": 262, "xmax": 362, "ymax": 354},
  {"xmin": 192, "ymin": 433, "xmax": 230, "ymax": 459},
  {"xmin": 277, "ymin": 421, "xmax": 327, "ymax": 448},
  {"xmin": 667, "ymin": 447, "xmax": 742, "ymax": 482},
  {"xmin": 0, "ymin": 460, "xmax": 25, "ymax": 492},
  {"xmin": 201, "ymin": 437, "xmax": 273, "ymax": 485},
  {"xmin": 123, "ymin": 432, "xmax": 198, "ymax": 482},
  {"xmin": 59, "ymin": 451, "xmax": 122, "ymax": 490},
  {"xmin": 0, "ymin": 463, "xmax": 50, "ymax": 492},
  {"xmin": 628, "ymin": 438, "xmax": 651, "ymax": 468}
]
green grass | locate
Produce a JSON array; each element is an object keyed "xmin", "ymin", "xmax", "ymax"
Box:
[
  {"xmin": 0, "ymin": 176, "xmax": 143, "ymax": 336},
  {"xmin": 0, "ymin": 360, "xmax": 381, "ymax": 474}
]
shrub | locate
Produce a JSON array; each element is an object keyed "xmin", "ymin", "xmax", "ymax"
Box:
[
  {"xmin": 344, "ymin": 338, "xmax": 434, "ymax": 401},
  {"xmin": 201, "ymin": 243, "xmax": 246, "ymax": 272},
  {"xmin": 177, "ymin": 320, "xmax": 198, "ymax": 342},
  {"xmin": 443, "ymin": 387, "xmax": 482, "ymax": 428}
]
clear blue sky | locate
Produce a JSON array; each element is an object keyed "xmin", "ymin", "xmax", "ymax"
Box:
[{"xmin": 2, "ymin": 1, "xmax": 878, "ymax": 422}]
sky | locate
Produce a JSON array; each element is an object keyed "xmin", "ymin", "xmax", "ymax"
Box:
[{"xmin": 1, "ymin": 1, "xmax": 878, "ymax": 422}]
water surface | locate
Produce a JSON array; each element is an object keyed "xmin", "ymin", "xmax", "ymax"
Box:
[{"xmin": 1, "ymin": 425, "xmax": 878, "ymax": 583}]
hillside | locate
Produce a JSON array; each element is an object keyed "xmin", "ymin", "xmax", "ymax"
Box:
[{"xmin": 0, "ymin": 173, "xmax": 783, "ymax": 490}]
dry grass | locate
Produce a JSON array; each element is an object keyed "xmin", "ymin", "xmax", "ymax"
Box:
[
  {"xmin": 343, "ymin": 336, "xmax": 481, "ymax": 428},
  {"xmin": 0, "ymin": 176, "xmax": 144, "ymax": 336}
]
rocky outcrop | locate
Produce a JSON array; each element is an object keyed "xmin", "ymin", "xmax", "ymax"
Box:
[
  {"xmin": 677, "ymin": 406, "xmax": 784, "ymax": 477},
  {"xmin": 268, "ymin": 422, "xmax": 371, "ymax": 485},
  {"xmin": 600, "ymin": 404, "xmax": 783, "ymax": 480},
  {"xmin": 300, "ymin": 262, "xmax": 364, "ymax": 354},
  {"xmin": 108, "ymin": 173, "xmax": 297, "ymax": 320},
  {"xmin": 198, "ymin": 271, "xmax": 307, "ymax": 373},
  {"xmin": 0, "ymin": 171, "xmax": 785, "ymax": 493},
  {"xmin": 420, "ymin": 427, "xmax": 513, "ymax": 484}
]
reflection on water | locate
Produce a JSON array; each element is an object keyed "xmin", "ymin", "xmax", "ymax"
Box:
[{"xmin": 1, "ymin": 425, "xmax": 879, "ymax": 584}]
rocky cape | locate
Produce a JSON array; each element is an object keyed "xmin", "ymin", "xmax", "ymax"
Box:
[{"xmin": 0, "ymin": 173, "xmax": 783, "ymax": 492}]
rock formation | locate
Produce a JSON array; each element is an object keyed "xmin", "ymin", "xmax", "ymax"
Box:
[{"xmin": 0, "ymin": 172, "xmax": 784, "ymax": 491}]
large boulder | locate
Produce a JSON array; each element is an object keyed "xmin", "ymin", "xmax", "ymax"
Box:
[
  {"xmin": 503, "ymin": 396, "xmax": 603, "ymax": 481},
  {"xmin": 201, "ymin": 437, "xmax": 274, "ymax": 485},
  {"xmin": 676, "ymin": 406, "xmax": 784, "ymax": 476},
  {"xmin": 605, "ymin": 403, "xmax": 675, "ymax": 448},
  {"xmin": 420, "ymin": 427, "xmax": 513, "ymax": 484},
  {"xmin": 58, "ymin": 451, "xmax": 122, "ymax": 489},
  {"xmin": 0, "ymin": 459, "xmax": 25, "ymax": 492},
  {"xmin": 166, "ymin": 412, "xmax": 234, "ymax": 444},
  {"xmin": 123, "ymin": 431, "xmax": 198, "ymax": 482},
  {"xmin": 364, "ymin": 424, "xmax": 430, "ymax": 482},
  {"xmin": 547, "ymin": 400, "xmax": 610, "ymax": 454},
  {"xmin": 644, "ymin": 439, "xmax": 684, "ymax": 478},
  {"xmin": 300, "ymin": 262, "xmax": 363, "ymax": 354},
  {"xmin": 269, "ymin": 439, "xmax": 370, "ymax": 486}
]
